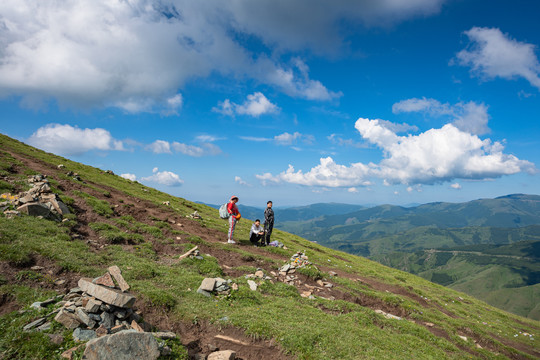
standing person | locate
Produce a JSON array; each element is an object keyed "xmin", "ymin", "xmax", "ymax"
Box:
[
  {"xmin": 249, "ymin": 219, "xmax": 265, "ymax": 246},
  {"xmin": 263, "ymin": 200, "xmax": 274, "ymax": 246},
  {"xmin": 227, "ymin": 196, "xmax": 241, "ymax": 244}
]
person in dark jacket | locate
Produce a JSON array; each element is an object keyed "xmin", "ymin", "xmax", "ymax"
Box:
[{"xmin": 263, "ymin": 200, "xmax": 274, "ymax": 245}]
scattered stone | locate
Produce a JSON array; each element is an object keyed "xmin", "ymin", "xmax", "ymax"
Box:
[
  {"xmin": 36, "ymin": 322, "xmax": 52, "ymax": 332},
  {"xmin": 162, "ymin": 201, "xmax": 170, "ymax": 206},
  {"xmin": 73, "ymin": 328, "xmax": 97, "ymax": 342},
  {"xmin": 17, "ymin": 203, "xmax": 56, "ymax": 219},
  {"xmin": 76, "ymin": 308, "xmax": 92, "ymax": 326},
  {"xmin": 152, "ymin": 331, "xmax": 176, "ymax": 340},
  {"xmin": 55, "ymin": 309, "xmax": 81, "ymax": 329},
  {"xmin": 108, "ymin": 266, "xmax": 130, "ymax": 292},
  {"xmin": 55, "ymin": 279, "xmax": 66, "ymax": 285},
  {"xmin": 254, "ymin": 270, "xmax": 264, "ymax": 278},
  {"xmin": 208, "ymin": 350, "xmax": 236, "ymax": 360},
  {"xmin": 458, "ymin": 335, "xmax": 468, "ymax": 342},
  {"xmin": 3, "ymin": 210, "xmax": 20, "ymax": 218},
  {"xmin": 23, "ymin": 317, "xmax": 46, "ymax": 331},
  {"xmin": 424, "ymin": 322, "xmax": 435, "ymax": 327},
  {"xmin": 47, "ymin": 333, "xmax": 64, "ymax": 344},
  {"xmin": 131, "ymin": 320, "xmax": 144, "ymax": 332},
  {"xmin": 247, "ymin": 280, "xmax": 257, "ymax": 291},
  {"xmin": 85, "ymin": 298, "xmax": 103, "ymax": 313},
  {"xmin": 83, "ymin": 330, "xmax": 160, "ymax": 360},
  {"xmin": 61, "ymin": 344, "xmax": 84, "ymax": 359},
  {"xmin": 78, "ymin": 278, "xmax": 135, "ymax": 308},
  {"xmin": 231, "ymin": 283, "xmax": 238, "ymax": 291},
  {"xmin": 328, "ymin": 271, "xmax": 338, "ymax": 277},
  {"xmin": 96, "ymin": 325, "xmax": 109, "ymax": 337},
  {"xmin": 199, "ymin": 278, "xmax": 216, "ymax": 292},
  {"xmin": 374, "ymin": 309, "xmax": 402, "ymax": 321},
  {"xmin": 93, "ymin": 272, "xmax": 115, "ymax": 288},
  {"xmin": 300, "ymin": 291, "xmax": 313, "ymax": 298},
  {"xmin": 111, "ymin": 324, "xmax": 128, "ymax": 334},
  {"xmin": 100, "ymin": 312, "xmax": 116, "ymax": 329}
]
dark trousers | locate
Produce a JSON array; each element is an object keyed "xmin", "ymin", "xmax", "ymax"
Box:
[
  {"xmin": 250, "ymin": 232, "xmax": 263, "ymax": 245},
  {"xmin": 264, "ymin": 224, "xmax": 273, "ymax": 244}
]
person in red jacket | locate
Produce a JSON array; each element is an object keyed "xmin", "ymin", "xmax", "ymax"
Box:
[{"xmin": 227, "ymin": 195, "xmax": 241, "ymax": 244}]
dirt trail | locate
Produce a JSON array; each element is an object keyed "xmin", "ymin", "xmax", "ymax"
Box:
[{"xmin": 4, "ymin": 149, "xmax": 538, "ymax": 359}]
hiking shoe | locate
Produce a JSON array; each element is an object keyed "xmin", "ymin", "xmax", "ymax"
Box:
[{"xmin": 227, "ymin": 239, "xmax": 236, "ymax": 244}]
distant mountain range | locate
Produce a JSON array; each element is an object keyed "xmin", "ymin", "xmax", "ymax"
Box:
[
  {"xmin": 201, "ymin": 202, "xmax": 365, "ymax": 223},
  {"xmin": 275, "ymin": 194, "xmax": 540, "ymax": 320}
]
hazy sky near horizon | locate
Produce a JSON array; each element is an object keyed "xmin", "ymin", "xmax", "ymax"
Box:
[{"xmin": 1, "ymin": 0, "xmax": 539, "ymax": 206}]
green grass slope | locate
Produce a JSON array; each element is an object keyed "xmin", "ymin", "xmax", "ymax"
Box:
[
  {"xmin": 1, "ymin": 133, "xmax": 539, "ymax": 360},
  {"xmin": 372, "ymin": 241, "xmax": 540, "ymax": 320}
]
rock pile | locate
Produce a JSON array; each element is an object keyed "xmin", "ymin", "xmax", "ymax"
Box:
[
  {"xmin": 1, "ymin": 174, "xmax": 70, "ymax": 220},
  {"xmin": 197, "ymin": 277, "xmax": 234, "ymax": 297},
  {"xmin": 23, "ymin": 267, "xmax": 178, "ymax": 359}
]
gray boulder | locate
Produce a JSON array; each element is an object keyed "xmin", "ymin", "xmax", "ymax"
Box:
[{"xmin": 83, "ymin": 330, "xmax": 160, "ymax": 360}]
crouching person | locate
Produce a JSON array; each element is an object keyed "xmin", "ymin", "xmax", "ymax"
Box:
[{"xmin": 249, "ymin": 219, "xmax": 264, "ymax": 246}]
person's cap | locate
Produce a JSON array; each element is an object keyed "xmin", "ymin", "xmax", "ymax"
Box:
[{"xmin": 230, "ymin": 195, "xmax": 239, "ymax": 201}]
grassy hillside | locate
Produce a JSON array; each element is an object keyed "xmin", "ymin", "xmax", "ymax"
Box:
[
  {"xmin": 372, "ymin": 240, "xmax": 540, "ymax": 319},
  {"xmin": 1, "ymin": 133, "xmax": 539, "ymax": 360}
]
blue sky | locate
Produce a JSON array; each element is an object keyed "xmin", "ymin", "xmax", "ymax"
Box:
[{"xmin": 1, "ymin": 0, "xmax": 539, "ymax": 206}]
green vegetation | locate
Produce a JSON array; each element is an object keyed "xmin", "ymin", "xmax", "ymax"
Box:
[{"xmin": 0, "ymin": 133, "xmax": 539, "ymax": 359}]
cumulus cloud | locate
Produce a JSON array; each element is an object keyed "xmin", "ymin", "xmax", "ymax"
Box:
[
  {"xmin": 0, "ymin": 1, "xmax": 448, "ymax": 111},
  {"xmin": 257, "ymin": 117, "xmax": 535, "ymax": 187},
  {"xmin": 120, "ymin": 173, "xmax": 137, "ymax": 181},
  {"xmin": 214, "ymin": 92, "xmax": 279, "ymax": 117},
  {"xmin": 393, "ymin": 97, "xmax": 490, "ymax": 135},
  {"xmin": 347, "ymin": 187, "xmax": 358, "ymax": 193},
  {"xmin": 235, "ymin": 176, "xmax": 251, "ymax": 186},
  {"xmin": 455, "ymin": 27, "xmax": 540, "ymax": 90},
  {"xmin": 146, "ymin": 140, "xmax": 172, "ymax": 154},
  {"xmin": 27, "ymin": 123, "xmax": 124, "ymax": 156},
  {"xmin": 141, "ymin": 167, "xmax": 183, "ymax": 186},
  {"xmin": 274, "ymin": 132, "xmax": 314, "ymax": 145},
  {"xmin": 239, "ymin": 136, "xmax": 271, "ymax": 142},
  {"xmin": 145, "ymin": 139, "xmax": 221, "ymax": 157},
  {"xmin": 171, "ymin": 142, "xmax": 221, "ymax": 157},
  {"xmin": 450, "ymin": 183, "xmax": 462, "ymax": 189}
]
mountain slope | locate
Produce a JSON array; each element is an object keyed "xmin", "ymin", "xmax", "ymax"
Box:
[{"xmin": 1, "ymin": 133, "xmax": 539, "ymax": 360}]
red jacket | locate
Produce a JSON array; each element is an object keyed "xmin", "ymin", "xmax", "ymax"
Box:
[{"xmin": 227, "ymin": 202, "xmax": 239, "ymax": 216}]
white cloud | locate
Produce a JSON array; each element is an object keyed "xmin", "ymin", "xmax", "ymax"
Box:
[
  {"xmin": 120, "ymin": 173, "xmax": 137, "ymax": 181},
  {"xmin": 195, "ymin": 134, "xmax": 223, "ymax": 143},
  {"xmin": 146, "ymin": 140, "xmax": 172, "ymax": 154},
  {"xmin": 257, "ymin": 117, "xmax": 535, "ymax": 187},
  {"xmin": 456, "ymin": 27, "xmax": 540, "ymax": 90},
  {"xmin": 145, "ymin": 139, "xmax": 221, "ymax": 157},
  {"xmin": 141, "ymin": 168, "xmax": 183, "ymax": 187},
  {"xmin": 327, "ymin": 134, "xmax": 366, "ymax": 148},
  {"xmin": 393, "ymin": 97, "xmax": 490, "ymax": 135},
  {"xmin": 347, "ymin": 187, "xmax": 358, "ymax": 193},
  {"xmin": 171, "ymin": 142, "xmax": 221, "ymax": 157},
  {"xmin": 239, "ymin": 136, "xmax": 271, "ymax": 142},
  {"xmin": 356, "ymin": 117, "xmax": 534, "ymax": 184},
  {"xmin": 450, "ymin": 183, "xmax": 462, "ymax": 189},
  {"xmin": 27, "ymin": 123, "xmax": 124, "ymax": 156},
  {"xmin": 235, "ymin": 92, "xmax": 279, "ymax": 117},
  {"xmin": 235, "ymin": 176, "xmax": 251, "ymax": 186},
  {"xmin": 274, "ymin": 132, "xmax": 314, "ymax": 146},
  {"xmin": 162, "ymin": 93, "xmax": 183, "ymax": 116},
  {"xmin": 214, "ymin": 92, "xmax": 279, "ymax": 117},
  {"xmin": 0, "ymin": 1, "xmax": 447, "ymax": 111}
]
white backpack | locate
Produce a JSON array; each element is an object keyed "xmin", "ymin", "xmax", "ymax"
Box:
[{"xmin": 219, "ymin": 203, "xmax": 230, "ymax": 219}]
